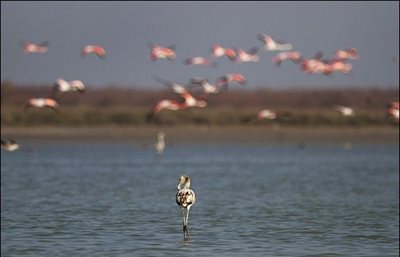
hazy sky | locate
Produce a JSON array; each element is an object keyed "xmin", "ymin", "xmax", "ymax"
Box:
[{"xmin": 1, "ymin": 1, "xmax": 399, "ymax": 89}]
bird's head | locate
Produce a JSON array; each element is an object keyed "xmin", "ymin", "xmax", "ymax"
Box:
[
  {"xmin": 158, "ymin": 131, "xmax": 165, "ymax": 139},
  {"xmin": 177, "ymin": 175, "xmax": 191, "ymax": 190}
]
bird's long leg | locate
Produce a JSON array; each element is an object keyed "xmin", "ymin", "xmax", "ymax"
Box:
[{"xmin": 182, "ymin": 207, "xmax": 190, "ymax": 240}]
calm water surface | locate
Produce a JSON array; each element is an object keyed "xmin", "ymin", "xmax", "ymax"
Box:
[{"xmin": 1, "ymin": 141, "xmax": 399, "ymax": 257}]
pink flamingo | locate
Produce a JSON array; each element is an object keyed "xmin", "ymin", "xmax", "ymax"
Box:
[
  {"xmin": 235, "ymin": 47, "xmax": 260, "ymax": 63},
  {"xmin": 258, "ymin": 33, "xmax": 293, "ymax": 51},
  {"xmin": 20, "ymin": 41, "xmax": 49, "ymax": 54},
  {"xmin": 217, "ymin": 73, "xmax": 247, "ymax": 89},
  {"xmin": 332, "ymin": 105, "xmax": 355, "ymax": 116},
  {"xmin": 257, "ymin": 109, "xmax": 277, "ymax": 120},
  {"xmin": 24, "ymin": 98, "xmax": 59, "ymax": 112},
  {"xmin": 224, "ymin": 47, "xmax": 237, "ymax": 62},
  {"xmin": 184, "ymin": 57, "xmax": 217, "ymax": 67},
  {"xmin": 148, "ymin": 42, "xmax": 176, "ymax": 61},
  {"xmin": 387, "ymin": 101, "xmax": 399, "ymax": 121},
  {"xmin": 52, "ymin": 78, "xmax": 85, "ymax": 99},
  {"xmin": 149, "ymin": 89, "xmax": 207, "ymax": 117},
  {"xmin": 189, "ymin": 77, "xmax": 221, "ymax": 95},
  {"xmin": 153, "ymin": 76, "xmax": 188, "ymax": 94},
  {"xmin": 272, "ymin": 51, "xmax": 302, "ymax": 66},
  {"xmin": 333, "ymin": 47, "xmax": 358, "ymax": 61},
  {"xmin": 81, "ymin": 44, "xmax": 106, "ymax": 59},
  {"xmin": 211, "ymin": 44, "xmax": 226, "ymax": 59}
]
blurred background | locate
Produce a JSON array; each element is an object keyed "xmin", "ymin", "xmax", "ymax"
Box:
[{"xmin": 1, "ymin": 1, "xmax": 398, "ymax": 129}]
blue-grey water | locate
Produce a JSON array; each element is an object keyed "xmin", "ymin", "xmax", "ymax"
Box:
[{"xmin": 1, "ymin": 141, "xmax": 399, "ymax": 257}]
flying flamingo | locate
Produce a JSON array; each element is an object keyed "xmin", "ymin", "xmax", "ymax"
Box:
[
  {"xmin": 216, "ymin": 73, "xmax": 247, "ymax": 89},
  {"xmin": 52, "ymin": 78, "xmax": 85, "ymax": 99},
  {"xmin": 332, "ymin": 105, "xmax": 355, "ymax": 116},
  {"xmin": 176, "ymin": 175, "xmax": 196, "ymax": 241},
  {"xmin": 327, "ymin": 60, "xmax": 352, "ymax": 74},
  {"xmin": 224, "ymin": 47, "xmax": 237, "ymax": 62},
  {"xmin": 153, "ymin": 76, "xmax": 188, "ymax": 94},
  {"xmin": 387, "ymin": 101, "xmax": 399, "ymax": 121},
  {"xmin": 272, "ymin": 51, "xmax": 302, "ymax": 66},
  {"xmin": 184, "ymin": 57, "xmax": 217, "ymax": 67},
  {"xmin": 81, "ymin": 44, "xmax": 106, "ymax": 59},
  {"xmin": 235, "ymin": 47, "xmax": 260, "ymax": 63},
  {"xmin": 20, "ymin": 41, "xmax": 49, "ymax": 54},
  {"xmin": 180, "ymin": 90, "xmax": 208, "ymax": 108},
  {"xmin": 211, "ymin": 44, "xmax": 226, "ymax": 59},
  {"xmin": 258, "ymin": 33, "xmax": 293, "ymax": 51},
  {"xmin": 148, "ymin": 42, "xmax": 176, "ymax": 61},
  {"xmin": 24, "ymin": 98, "xmax": 59, "ymax": 112},
  {"xmin": 149, "ymin": 89, "xmax": 207, "ymax": 118},
  {"xmin": 333, "ymin": 47, "xmax": 358, "ymax": 61},
  {"xmin": 150, "ymin": 99, "xmax": 185, "ymax": 117},
  {"xmin": 257, "ymin": 109, "xmax": 277, "ymax": 120},
  {"xmin": 189, "ymin": 77, "xmax": 221, "ymax": 95}
]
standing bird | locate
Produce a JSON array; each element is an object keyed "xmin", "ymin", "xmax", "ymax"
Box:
[
  {"xmin": 1, "ymin": 139, "xmax": 19, "ymax": 152},
  {"xmin": 176, "ymin": 175, "xmax": 196, "ymax": 241},
  {"xmin": 81, "ymin": 44, "xmax": 106, "ymax": 59},
  {"xmin": 155, "ymin": 132, "xmax": 165, "ymax": 154}
]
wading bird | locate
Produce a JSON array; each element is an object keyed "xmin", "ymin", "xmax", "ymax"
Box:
[
  {"xmin": 155, "ymin": 132, "xmax": 165, "ymax": 154},
  {"xmin": 1, "ymin": 139, "xmax": 19, "ymax": 152},
  {"xmin": 176, "ymin": 175, "xmax": 196, "ymax": 241}
]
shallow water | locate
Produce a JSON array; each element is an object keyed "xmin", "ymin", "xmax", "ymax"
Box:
[{"xmin": 1, "ymin": 142, "xmax": 399, "ymax": 257}]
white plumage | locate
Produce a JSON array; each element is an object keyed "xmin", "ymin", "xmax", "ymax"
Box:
[{"xmin": 176, "ymin": 175, "xmax": 196, "ymax": 240}]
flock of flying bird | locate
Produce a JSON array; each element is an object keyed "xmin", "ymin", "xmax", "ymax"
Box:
[
  {"xmin": 2, "ymin": 34, "xmax": 399, "ymax": 241},
  {"xmin": 2, "ymin": 34, "xmax": 400, "ymax": 153}
]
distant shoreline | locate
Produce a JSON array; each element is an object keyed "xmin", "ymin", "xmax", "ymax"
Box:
[{"xmin": 1, "ymin": 125, "xmax": 398, "ymax": 145}]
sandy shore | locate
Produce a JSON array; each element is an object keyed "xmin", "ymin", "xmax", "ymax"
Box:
[{"xmin": 1, "ymin": 125, "xmax": 399, "ymax": 145}]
